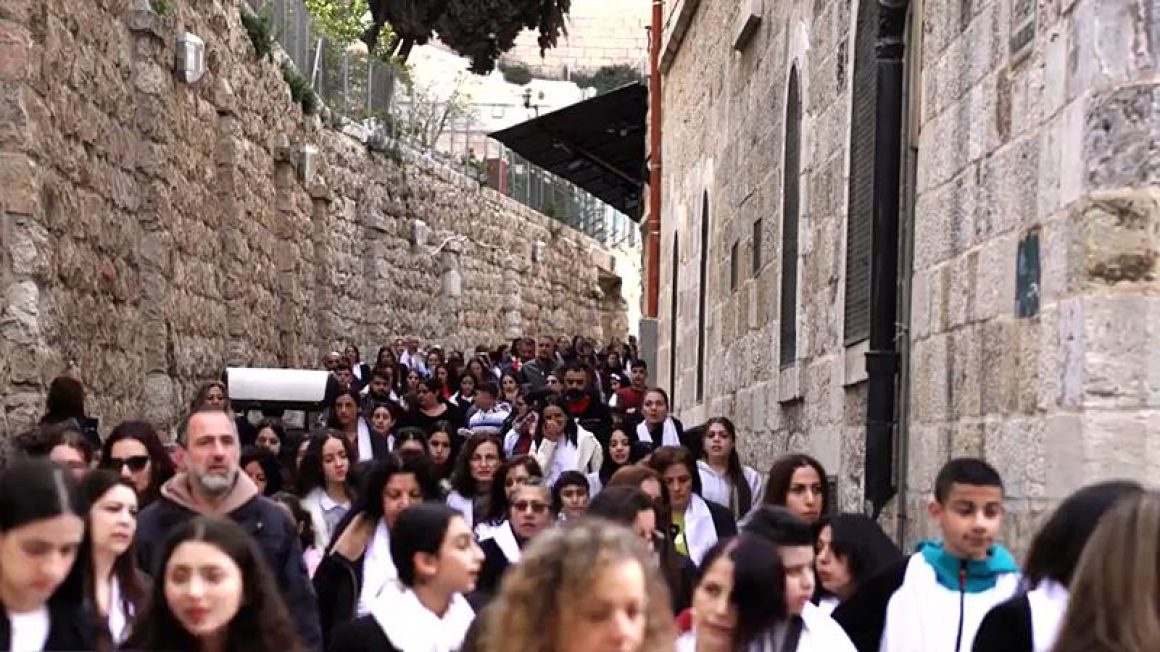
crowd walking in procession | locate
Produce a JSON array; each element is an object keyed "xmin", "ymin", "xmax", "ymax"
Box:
[{"xmin": 1, "ymin": 336, "xmax": 1158, "ymax": 651}]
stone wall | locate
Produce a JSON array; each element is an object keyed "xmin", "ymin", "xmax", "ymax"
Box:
[
  {"xmin": 657, "ymin": 0, "xmax": 1159, "ymax": 553},
  {"xmin": 0, "ymin": 0, "xmax": 628, "ymax": 440},
  {"xmin": 498, "ymin": 0, "xmax": 651, "ymax": 78}
]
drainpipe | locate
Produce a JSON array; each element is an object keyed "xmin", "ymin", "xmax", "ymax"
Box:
[
  {"xmin": 864, "ymin": 0, "xmax": 911, "ymax": 519},
  {"xmin": 645, "ymin": 0, "xmax": 663, "ymax": 318}
]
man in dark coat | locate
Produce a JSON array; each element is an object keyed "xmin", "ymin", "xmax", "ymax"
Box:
[{"xmin": 136, "ymin": 408, "xmax": 322, "ymax": 650}]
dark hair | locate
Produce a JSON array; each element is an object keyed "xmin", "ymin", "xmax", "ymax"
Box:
[
  {"xmin": 764, "ymin": 453, "xmax": 829, "ymax": 514},
  {"xmin": 270, "ymin": 492, "xmax": 316, "ymax": 551},
  {"xmin": 599, "ymin": 427, "xmax": 645, "ymax": 484},
  {"xmin": 644, "ymin": 387, "xmax": 669, "ymax": 408},
  {"xmin": 240, "ymin": 446, "xmax": 284, "ymax": 496},
  {"xmin": 80, "ymin": 470, "xmax": 146, "ymax": 643},
  {"xmin": 392, "ymin": 427, "xmax": 427, "ymax": 449},
  {"xmin": 370, "ymin": 366, "xmax": 394, "ymax": 385},
  {"xmin": 126, "ymin": 517, "xmax": 304, "ymax": 652},
  {"xmin": 647, "ymin": 446, "xmax": 703, "ymax": 496},
  {"xmin": 450, "ymin": 433, "xmax": 505, "ymax": 497},
  {"xmin": 934, "ymin": 457, "xmax": 1003, "ymax": 503},
  {"xmin": 390, "ymin": 504, "xmax": 460, "ymax": 587},
  {"xmin": 296, "ymin": 430, "xmax": 357, "ymax": 496},
  {"xmin": 815, "ymin": 513, "xmax": 902, "ymax": 591},
  {"xmin": 361, "ymin": 451, "xmax": 441, "ymax": 523},
  {"xmin": 484, "ymin": 455, "xmax": 542, "ymax": 524},
  {"xmin": 630, "ymin": 359, "xmax": 648, "ymax": 372},
  {"xmin": 427, "ymin": 420, "xmax": 463, "ymax": 481},
  {"xmin": 587, "ymin": 486, "xmax": 655, "ymax": 524},
  {"xmin": 560, "ymin": 359, "xmax": 590, "ymax": 378},
  {"xmin": 325, "ymin": 389, "xmax": 363, "ymax": 430},
  {"xmin": 697, "ymin": 535, "xmax": 788, "ymax": 648},
  {"xmin": 255, "ymin": 419, "xmax": 286, "ymax": 446},
  {"xmin": 551, "ymin": 471, "xmax": 590, "ymax": 514},
  {"xmin": 702, "ymin": 417, "xmax": 754, "ymax": 515},
  {"xmin": 44, "ymin": 376, "xmax": 86, "ymax": 419},
  {"xmin": 534, "ymin": 394, "xmax": 579, "ymax": 447},
  {"xmin": 0, "ymin": 459, "xmax": 85, "ymax": 604},
  {"xmin": 102, "ymin": 420, "xmax": 178, "ymax": 507},
  {"xmin": 477, "ymin": 382, "xmax": 499, "ymax": 398},
  {"xmin": 1022, "ymin": 480, "xmax": 1143, "ymax": 589},
  {"xmin": 344, "ymin": 344, "xmax": 361, "ymax": 359},
  {"xmin": 499, "ymin": 371, "xmax": 521, "ymax": 391},
  {"xmin": 420, "ymin": 376, "xmax": 445, "ymax": 396},
  {"xmin": 13, "ymin": 420, "xmax": 95, "ymax": 463},
  {"xmin": 369, "ymin": 401, "xmax": 404, "ymax": 424},
  {"xmin": 743, "ymin": 506, "xmax": 815, "ymax": 547}
]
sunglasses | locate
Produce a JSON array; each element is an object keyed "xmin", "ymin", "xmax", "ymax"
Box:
[
  {"xmin": 511, "ymin": 500, "xmax": 550, "ymax": 514},
  {"xmin": 105, "ymin": 455, "xmax": 150, "ymax": 472}
]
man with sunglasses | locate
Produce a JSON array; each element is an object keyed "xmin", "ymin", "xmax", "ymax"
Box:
[{"xmin": 476, "ymin": 478, "xmax": 556, "ymax": 598}]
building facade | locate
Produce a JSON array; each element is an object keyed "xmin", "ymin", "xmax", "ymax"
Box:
[{"xmin": 657, "ymin": 0, "xmax": 1160, "ymax": 550}]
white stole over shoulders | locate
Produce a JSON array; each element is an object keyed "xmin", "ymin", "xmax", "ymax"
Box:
[
  {"xmin": 684, "ymin": 494, "xmax": 718, "ymax": 567},
  {"xmin": 491, "ymin": 520, "xmax": 521, "ymax": 564},
  {"xmin": 636, "ymin": 418, "xmax": 679, "ymax": 447},
  {"xmin": 106, "ymin": 576, "xmax": 130, "ymax": 644},
  {"xmin": 357, "ymin": 520, "xmax": 397, "ymax": 616},
  {"xmin": 356, "ymin": 418, "xmax": 374, "ymax": 462},
  {"xmin": 1027, "ymin": 580, "xmax": 1068, "ymax": 652},
  {"xmin": 369, "ymin": 584, "xmax": 475, "ymax": 652}
]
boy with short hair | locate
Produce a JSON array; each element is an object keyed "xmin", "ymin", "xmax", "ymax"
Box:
[{"xmin": 833, "ymin": 457, "xmax": 1021, "ymax": 652}]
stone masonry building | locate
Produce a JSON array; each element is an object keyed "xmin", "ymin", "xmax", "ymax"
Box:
[
  {"xmin": 657, "ymin": 0, "xmax": 1160, "ymax": 551},
  {"xmin": 0, "ymin": 0, "xmax": 629, "ymax": 440}
]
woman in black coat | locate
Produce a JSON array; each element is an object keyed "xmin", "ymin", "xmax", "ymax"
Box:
[
  {"xmin": 327, "ymin": 504, "xmax": 485, "ymax": 652},
  {"xmin": 312, "ymin": 452, "xmax": 441, "ymax": 646}
]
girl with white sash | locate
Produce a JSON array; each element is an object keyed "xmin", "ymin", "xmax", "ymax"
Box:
[
  {"xmin": 647, "ymin": 446, "xmax": 737, "ymax": 567},
  {"xmin": 312, "ymin": 453, "xmax": 443, "ymax": 646},
  {"xmin": 81, "ymin": 470, "xmax": 147, "ymax": 647},
  {"xmin": 636, "ymin": 388, "xmax": 688, "ymax": 451},
  {"xmin": 326, "ymin": 504, "xmax": 484, "ymax": 652}
]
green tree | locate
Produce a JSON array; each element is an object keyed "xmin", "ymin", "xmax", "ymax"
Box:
[
  {"xmin": 361, "ymin": 0, "xmax": 571, "ymax": 74},
  {"xmin": 572, "ymin": 64, "xmax": 644, "ymax": 94}
]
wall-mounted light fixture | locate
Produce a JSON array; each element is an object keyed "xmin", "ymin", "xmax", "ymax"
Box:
[{"xmin": 175, "ymin": 32, "xmax": 206, "ymax": 84}]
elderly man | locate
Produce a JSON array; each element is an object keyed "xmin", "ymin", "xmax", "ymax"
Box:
[{"xmin": 136, "ymin": 408, "xmax": 322, "ymax": 650}]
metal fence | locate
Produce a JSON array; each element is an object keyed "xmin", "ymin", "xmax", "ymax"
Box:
[{"xmin": 245, "ymin": 0, "xmax": 639, "ymax": 250}]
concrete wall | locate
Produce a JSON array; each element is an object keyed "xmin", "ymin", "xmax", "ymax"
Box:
[
  {"xmin": 657, "ymin": 0, "xmax": 1160, "ymax": 552},
  {"xmin": 0, "ymin": 0, "xmax": 629, "ymax": 440}
]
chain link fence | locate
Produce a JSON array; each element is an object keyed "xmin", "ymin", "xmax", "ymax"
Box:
[{"xmin": 244, "ymin": 0, "xmax": 640, "ymax": 249}]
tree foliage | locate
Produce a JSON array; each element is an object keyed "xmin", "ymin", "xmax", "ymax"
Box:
[
  {"xmin": 364, "ymin": 0, "xmax": 571, "ymax": 74},
  {"xmin": 572, "ymin": 64, "xmax": 644, "ymax": 95}
]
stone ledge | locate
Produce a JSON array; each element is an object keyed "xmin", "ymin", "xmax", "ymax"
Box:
[
  {"xmin": 843, "ymin": 339, "xmax": 869, "ymax": 386},
  {"xmin": 778, "ymin": 362, "xmax": 802, "ymax": 403}
]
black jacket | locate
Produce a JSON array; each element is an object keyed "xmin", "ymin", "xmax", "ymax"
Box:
[
  {"xmin": 563, "ymin": 390, "xmax": 613, "ymax": 443},
  {"xmin": 972, "ymin": 593, "xmax": 1033, "ymax": 652},
  {"xmin": 831, "ymin": 558, "xmax": 909, "ymax": 652},
  {"xmin": 312, "ymin": 550, "xmax": 364, "ymax": 647},
  {"xmin": 327, "ymin": 616, "xmax": 398, "ymax": 652},
  {"xmin": 476, "ymin": 537, "xmax": 514, "ymax": 597},
  {"xmin": 136, "ymin": 491, "xmax": 323, "ymax": 651},
  {"xmin": 0, "ymin": 599, "xmax": 90, "ymax": 651}
]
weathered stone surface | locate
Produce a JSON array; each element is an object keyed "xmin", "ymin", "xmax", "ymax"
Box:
[
  {"xmin": 659, "ymin": 0, "xmax": 1160, "ymax": 554},
  {"xmin": 0, "ymin": 0, "xmax": 630, "ymax": 440}
]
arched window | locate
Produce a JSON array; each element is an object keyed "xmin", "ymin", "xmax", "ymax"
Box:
[
  {"xmin": 780, "ymin": 66, "xmax": 802, "ymax": 368},
  {"xmin": 697, "ymin": 192, "xmax": 709, "ymax": 403},
  {"xmin": 844, "ymin": 0, "xmax": 879, "ymax": 345}
]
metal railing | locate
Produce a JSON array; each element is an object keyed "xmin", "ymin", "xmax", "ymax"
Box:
[{"xmin": 245, "ymin": 0, "xmax": 640, "ymax": 250}]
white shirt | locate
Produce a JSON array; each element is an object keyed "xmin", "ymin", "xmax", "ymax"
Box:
[
  {"xmin": 8, "ymin": 606, "xmax": 50, "ymax": 652},
  {"xmin": 799, "ymin": 601, "xmax": 857, "ymax": 651},
  {"xmin": 544, "ymin": 437, "xmax": 579, "ymax": 486},
  {"xmin": 697, "ymin": 460, "xmax": 764, "ymax": 520}
]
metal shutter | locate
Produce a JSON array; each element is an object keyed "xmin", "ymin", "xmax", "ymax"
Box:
[{"xmin": 844, "ymin": 0, "xmax": 879, "ymax": 345}]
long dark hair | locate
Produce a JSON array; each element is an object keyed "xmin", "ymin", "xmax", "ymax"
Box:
[
  {"xmin": 697, "ymin": 535, "xmax": 788, "ymax": 648},
  {"xmin": 1023, "ymin": 480, "xmax": 1143, "ymax": 590},
  {"xmin": 79, "ymin": 470, "xmax": 146, "ymax": 646},
  {"xmin": 325, "ymin": 388, "xmax": 363, "ymax": 431},
  {"xmin": 450, "ymin": 433, "xmax": 504, "ymax": 497},
  {"xmin": 533, "ymin": 394, "xmax": 579, "ymax": 447},
  {"xmin": 125, "ymin": 517, "xmax": 304, "ymax": 652},
  {"xmin": 101, "ymin": 421, "xmax": 177, "ymax": 508},
  {"xmin": 240, "ymin": 446, "xmax": 284, "ymax": 496},
  {"xmin": 814, "ymin": 513, "xmax": 901, "ymax": 596},
  {"xmin": 360, "ymin": 452, "xmax": 441, "ymax": 524},
  {"xmin": 427, "ymin": 420, "xmax": 462, "ymax": 481},
  {"xmin": 702, "ymin": 417, "xmax": 753, "ymax": 516},
  {"xmin": 44, "ymin": 376, "xmax": 86, "ymax": 420},
  {"xmin": 647, "ymin": 446, "xmax": 704, "ymax": 497},
  {"xmin": 598, "ymin": 427, "xmax": 644, "ymax": 485},
  {"xmin": 484, "ymin": 455, "xmax": 542, "ymax": 524},
  {"xmin": 295, "ymin": 430, "xmax": 357, "ymax": 498},
  {"xmin": 0, "ymin": 460, "xmax": 86, "ymax": 608},
  {"xmin": 270, "ymin": 492, "xmax": 315, "ymax": 552},
  {"xmin": 764, "ymin": 453, "xmax": 829, "ymax": 513}
]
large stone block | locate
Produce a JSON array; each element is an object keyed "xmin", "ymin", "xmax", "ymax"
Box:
[{"xmin": 1074, "ymin": 190, "xmax": 1159, "ymax": 286}]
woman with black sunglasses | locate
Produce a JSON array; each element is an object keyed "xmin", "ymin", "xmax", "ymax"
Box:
[{"xmin": 100, "ymin": 421, "xmax": 177, "ymax": 509}]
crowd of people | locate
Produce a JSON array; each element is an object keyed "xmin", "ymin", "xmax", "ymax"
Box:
[{"xmin": 1, "ymin": 335, "xmax": 1158, "ymax": 651}]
